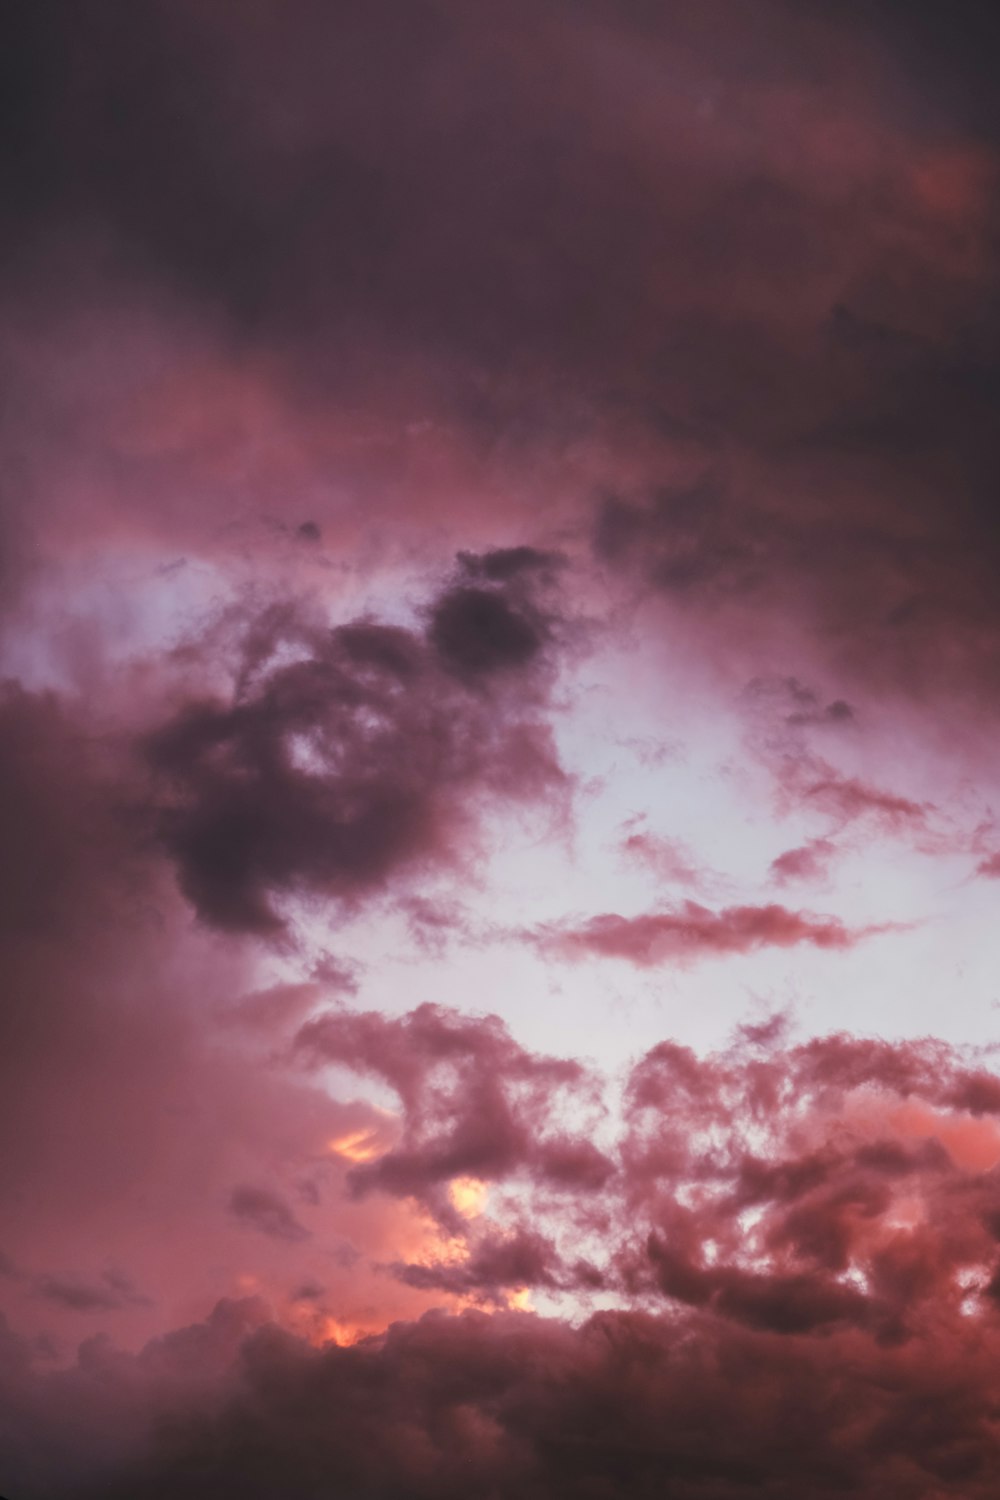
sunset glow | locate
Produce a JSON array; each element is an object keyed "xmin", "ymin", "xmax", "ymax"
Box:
[{"xmin": 3, "ymin": 4, "xmax": 1000, "ymax": 1498}]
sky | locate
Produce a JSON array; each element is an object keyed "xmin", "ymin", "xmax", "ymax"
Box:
[{"xmin": 2, "ymin": 2, "xmax": 1000, "ymax": 1496}]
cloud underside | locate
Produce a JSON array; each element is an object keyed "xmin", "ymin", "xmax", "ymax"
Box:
[{"xmin": 7, "ymin": 1019, "xmax": 1000, "ymax": 1499}]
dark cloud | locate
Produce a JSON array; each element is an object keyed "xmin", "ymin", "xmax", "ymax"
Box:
[
  {"xmin": 38, "ymin": 1298, "xmax": 1000, "ymax": 1499},
  {"xmin": 228, "ymin": 1187, "xmax": 310, "ymax": 1245},
  {"xmin": 0, "ymin": 673, "xmax": 425, "ymax": 1409},
  {"xmin": 143, "ymin": 583, "xmax": 565, "ymax": 933},
  {"xmin": 288, "ymin": 1283, "xmax": 324, "ymax": 1304},
  {"xmin": 390, "ymin": 1226, "xmax": 564, "ymax": 1301},
  {"xmin": 33, "ymin": 1270, "xmax": 148, "ymax": 1315},
  {"xmin": 2, "ymin": 0, "xmax": 997, "ymax": 713},
  {"xmin": 742, "ymin": 677, "xmax": 856, "ymax": 731},
  {"xmin": 295, "ymin": 1003, "xmax": 612, "ymax": 1224},
  {"xmin": 811, "ymin": 0, "xmax": 1000, "ymax": 142},
  {"xmin": 591, "ymin": 286, "xmax": 1000, "ymax": 692},
  {"xmin": 428, "ymin": 586, "xmax": 545, "ymax": 679},
  {"xmin": 457, "ymin": 546, "xmax": 564, "ymax": 583}
]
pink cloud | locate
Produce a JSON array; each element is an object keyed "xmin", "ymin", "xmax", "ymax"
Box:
[
  {"xmin": 8, "ymin": 1021, "xmax": 1000, "ymax": 1497},
  {"xmin": 802, "ymin": 772, "xmax": 930, "ymax": 829},
  {"xmin": 537, "ymin": 901, "xmax": 880, "ymax": 967},
  {"xmin": 770, "ymin": 837, "xmax": 838, "ymax": 886}
]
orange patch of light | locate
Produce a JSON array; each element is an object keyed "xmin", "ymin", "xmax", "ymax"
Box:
[
  {"xmin": 449, "ymin": 1176, "xmax": 489, "ymax": 1218},
  {"xmin": 321, "ymin": 1316, "xmax": 371, "ymax": 1347},
  {"xmin": 328, "ymin": 1128, "xmax": 383, "ymax": 1164},
  {"xmin": 508, "ymin": 1287, "xmax": 533, "ymax": 1311}
]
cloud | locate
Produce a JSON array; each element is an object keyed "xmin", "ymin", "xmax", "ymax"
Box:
[
  {"xmin": 428, "ymin": 586, "xmax": 545, "ymax": 679},
  {"xmin": 0, "ymin": 676, "xmax": 479, "ymax": 1378},
  {"xmin": 2, "ymin": 3, "xmax": 1000, "ymax": 1497},
  {"xmin": 33, "ymin": 1269, "xmax": 150, "ymax": 1315},
  {"xmin": 536, "ymin": 901, "xmax": 878, "ymax": 966},
  {"xmin": 2, "ymin": 0, "xmax": 997, "ymax": 723},
  {"xmin": 143, "ymin": 582, "xmax": 566, "ymax": 934},
  {"xmin": 22, "ymin": 1295, "xmax": 993, "ymax": 1499},
  {"xmin": 8, "ymin": 1014, "xmax": 1000, "ymax": 1498},
  {"xmin": 456, "ymin": 546, "xmax": 564, "ymax": 584},
  {"xmin": 389, "ymin": 1226, "xmax": 564, "ymax": 1301},
  {"xmin": 770, "ymin": 837, "xmax": 838, "ymax": 886},
  {"xmin": 743, "ymin": 676, "xmax": 857, "ymax": 732},
  {"xmin": 220, "ymin": 981, "xmax": 330, "ymax": 1034},
  {"xmin": 228, "ymin": 1187, "xmax": 311, "ymax": 1245},
  {"xmin": 295, "ymin": 1003, "xmax": 613, "ymax": 1222},
  {"xmin": 617, "ymin": 823, "xmax": 715, "ymax": 893}
]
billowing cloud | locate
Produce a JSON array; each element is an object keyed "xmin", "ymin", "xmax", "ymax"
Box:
[
  {"xmin": 14, "ymin": 1296, "xmax": 996, "ymax": 1499},
  {"xmin": 295, "ymin": 1003, "xmax": 613, "ymax": 1221},
  {"xmin": 800, "ymin": 770, "xmax": 930, "ymax": 830},
  {"xmin": 143, "ymin": 571, "xmax": 567, "ymax": 934},
  {"xmin": 3, "ymin": 2, "xmax": 1000, "ymax": 1497},
  {"xmin": 5, "ymin": 1022, "xmax": 1000, "ymax": 1497}
]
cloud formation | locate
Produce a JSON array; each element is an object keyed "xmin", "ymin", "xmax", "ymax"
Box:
[
  {"xmin": 296, "ymin": 1003, "xmax": 612, "ymax": 1223},
  {"xmin": 537, "ymin": 901, "xmax": 879, "ymax": 966},
  {"xmin": 144, "ymin": 568, "xmax": 566, "ymax": 933},
  {"xmin": 3, "ymin": 2, "xmax": 1000, "ymax": 1497},
  {"xmin": 6, "ymin": 1021, "xmax": 1000, "ymax": 1497}
]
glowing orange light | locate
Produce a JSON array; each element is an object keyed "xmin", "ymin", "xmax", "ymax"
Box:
[
  {"xmin": 448, "ymin": 1176, "xmax": 488, "ymax": 1218},
  {"xmin": 328, "ymin": 1128, "xmax": 383, "ymax": 1163},
  {"xmin": 321, "ymin": 1316, "xmax": 368, "ymax": 1346}
]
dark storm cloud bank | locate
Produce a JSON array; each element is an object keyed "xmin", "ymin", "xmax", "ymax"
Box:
[
  {"xmin": 2, "ymin": 4, "xmax": 996, "ymax": 525},
  {"xmin": 2, "ymin": 0, "xmax": 999, "ymax": 705},
  {"xmin": 9, "ymin": 1021, "xmax": 1000, "ymax": 1498},
  {"xmin": 84, "ymin": 1304, "xmax": 1000, "ymax": 1500},
  {"xmin": 142, "ymin": 559, "xmax": 567, "ymax": 933},
  {"xmin": 21, "ymin": 1300, "xmax": 1000, "ymax": 1500},
  {"xmin": 4, "ymin": 0, "xmax": 995, "ymax": 351}
]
